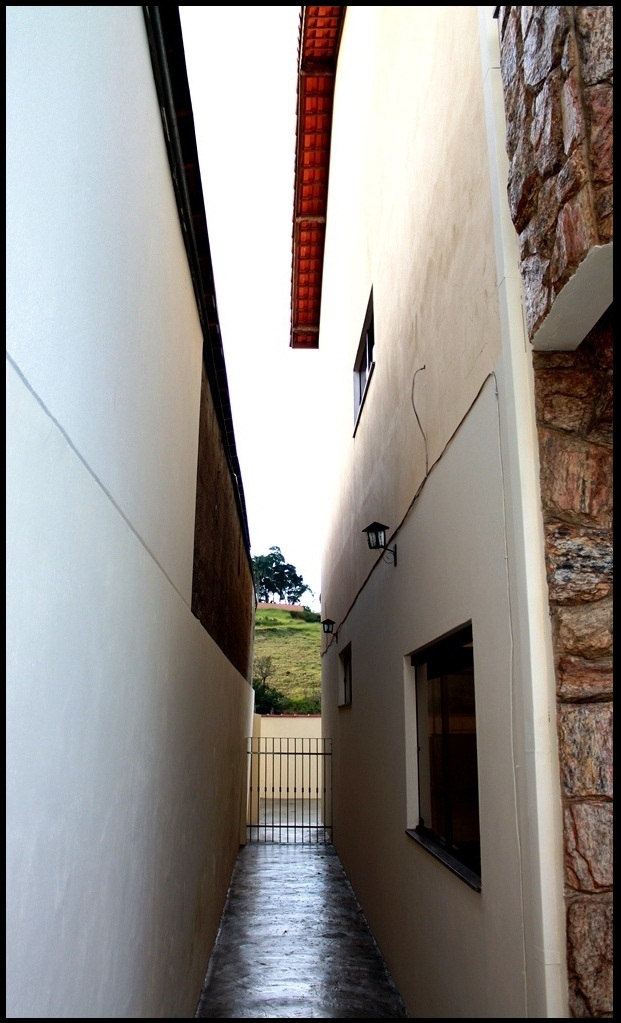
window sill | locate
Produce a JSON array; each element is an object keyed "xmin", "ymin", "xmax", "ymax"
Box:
[{"xmin": 405, "ymin": 829, "xmax": 481, "ymax": 892}]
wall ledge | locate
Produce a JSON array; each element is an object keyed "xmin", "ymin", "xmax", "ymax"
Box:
[{"xmin": 531, "ymin": 243, "xmax": 613, "ymax": 352}]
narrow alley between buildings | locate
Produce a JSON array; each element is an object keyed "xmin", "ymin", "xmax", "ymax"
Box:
[{"xmin": 194, "ymin": 843, "xmax": 408, "ymax": 1019}]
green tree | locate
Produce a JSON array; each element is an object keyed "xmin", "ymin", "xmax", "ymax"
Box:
[
  {"xmin": 254, "ymin": 655, "xmax": 274, "ymax": 686},
  {"xmin": 252, "ymin": 546, "xmax": 312, "ymax": 605},
  {"xmin": 252, "ymin": 678, "xmax": 289, "ymax": 714}
]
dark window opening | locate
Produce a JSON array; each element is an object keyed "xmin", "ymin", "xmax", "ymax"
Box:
[
  {"xmin": 353, "ymin": 290, "xmax": 375, "ymax": 427},
  {"xmin": 409, "ymin": 623, "xmax": 481, "ymax": 886},
  {"xmin": 339, "ymin": 643, "xmax": 352, "ymax": 707}
]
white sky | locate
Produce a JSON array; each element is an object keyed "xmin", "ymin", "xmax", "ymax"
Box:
[{"xmin": 180, "ymin": 6, "xmax": 325, "ymax": 612}]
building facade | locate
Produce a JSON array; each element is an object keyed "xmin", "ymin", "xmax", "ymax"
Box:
[
  {"xmin": 7, "ymin": 7, "xmax": 255, "ymax": 1017},
  {"xmin": 497, "ymin": 9, "xmax": 613, "ymax": 1017},
  {"xmin": 291, "ymin": 6, "xmax": 612, "ymax": 1018}
]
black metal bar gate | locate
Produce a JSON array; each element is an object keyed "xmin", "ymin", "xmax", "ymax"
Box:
[{"xmin": 246, "ymin": 736, "xmax": 332, "ymax": 844}]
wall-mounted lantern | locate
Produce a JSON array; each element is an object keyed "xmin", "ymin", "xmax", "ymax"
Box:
[{"xmin": 362, "ymin": 521, "xmax": 397, "ymax": 566}]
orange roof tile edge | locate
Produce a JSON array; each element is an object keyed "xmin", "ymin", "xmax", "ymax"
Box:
[{"xmin": 290, "ymin": 7, "xmax": 345, "ymax": 349}]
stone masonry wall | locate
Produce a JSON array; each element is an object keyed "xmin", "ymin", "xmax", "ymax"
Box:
[
  {"xmin": 498, "ymin": 6, "xmax": 613, "ymax": 338},
  {"xmin": 496, "ymin": 8, "xmax": 613, "ymax": 1017},
  {"xmin": 534, "ymin": 307, "xmax": 613, "ymax": 1018}
]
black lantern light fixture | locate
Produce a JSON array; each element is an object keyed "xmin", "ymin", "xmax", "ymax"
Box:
[
  {"xmin": 321, "ymin": 617, "xmax": 338, "ymax": 643},
  {"xmin": 362, "ymin": 521, "xmax": 397, "ymax": 566}
]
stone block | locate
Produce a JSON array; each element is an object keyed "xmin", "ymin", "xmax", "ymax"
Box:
[
  {"xmin": 556, "ymin": 140, "xmax": 590, "ymax": 208},
  {"xmin": 556, "ymin": 656, "xmax": 613, "ymax": 701},
  {"xmin": 544, "ymin": 523, "xmax": 612, "ymax": 603},
  {"xmin": 585, "ymin": 84, "xmax": 614, "ymax": 187},
  {"xmin": 564, "ymin": 801, "xmax": 613, "ymax": 891},
  {"xmin": 520, "ymin": 254, "xmax": 550, "ymax": 336},
  {"xmin": 558, "ymin": 702, "xmax": 613, "ymax": 798},
  {"xmin": 537, "ymin": 429, "xmax": 613, "ymax": 527},
  {"xmin": 575, "ymin": 7, "xmax": 614, "ymax": 85},
  {"xmin": 522, "ymin": 7, "xmax": 569, "ymax": 90},
  {"xmin": 561, "ymin": 69, "xmax": 585, "ymax": 156},
  {"xmin": 508, "ymin": 139, "xmax": 540, "ymax": 233},
  {"xmin": 534, "ymin": 368, "xmax": 598, "ymax": 432},
  {"xmin": 566, "ymin": 895, "xmax": 613, "ymax": 1017},
  {"xmin": 553, "ymin": 598, "xmax": 613, "ymax": 660},
  {"xmin": 499, "ymin": 7, "xmax": 521, "ymax": 98},
  {"xmin": 532, "ymin": 70, "xmax": 565, "ymax": 176},
  {"xmin": 551, "ymin": 189, "xmax": 598, "ymax": 289},
  {"xmin": 589, "ymin": 373, "xmax": 613, "ymax": 446}
]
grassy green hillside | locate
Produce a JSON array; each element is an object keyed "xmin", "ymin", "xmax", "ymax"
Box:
[{"xmin": 252, "ymin": 607, "xmax": 321, "ymax": 713}]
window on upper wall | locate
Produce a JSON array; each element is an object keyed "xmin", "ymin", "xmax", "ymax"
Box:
[
  {"xmin": 407, "ymin": 622, "xmax": 481, "ymax": 890},
  {"xmin": 353, "ymin": 290, "xmax": 375, "ymax": 429},
  {"xmin": 339, "ymin": 643, "xmax": 352, "ymax": 707}
]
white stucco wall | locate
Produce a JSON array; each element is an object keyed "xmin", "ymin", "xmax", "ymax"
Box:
[
  {"xmin": 7, "ymin": 7, "xmax": 254, "ymax": 1017},
  {"xmin": 319, "ymin": 6, "xmax": 502, "ymax": 626},
  {"xmin": 7, "ymin": 5, "xmax": 198, "ymax": 601},
  {"xmin": 323, "ymin": 382, "xmax": 526, "ymax": 1016},
  {"xmin": 318, "ymin": 6, "xmax": 566, "ymax": 1018},
  {"xmin": 253, "ymin": 714, "xmax": 322, "ymax": 740}
]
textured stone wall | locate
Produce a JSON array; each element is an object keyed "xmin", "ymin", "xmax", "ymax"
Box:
[
  {"xmin": 497, "ymin": 8, "xmax": 613, "ymax": 1017},
  {"xmin": 497, "ymin": 6, "xmax": 613, "ymax": 338},
  {"xmin": 534, "ymin": 308, "xmax": 613, "ymax": 1018}
]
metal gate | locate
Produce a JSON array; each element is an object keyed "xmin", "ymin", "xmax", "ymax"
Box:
[{"xmin": 246, "ymin": 736, "xmax": 332, "ymax": 844}]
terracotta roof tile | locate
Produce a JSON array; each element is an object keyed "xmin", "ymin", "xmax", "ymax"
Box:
[{"xmin": 290, "ymin": 6, "xmax": 345, "ymax": 349}]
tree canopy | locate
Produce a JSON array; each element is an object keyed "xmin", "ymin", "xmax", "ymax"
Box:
[{"xmin": 252, "ymin": 546, "xmax": 312, "ymax": 605}]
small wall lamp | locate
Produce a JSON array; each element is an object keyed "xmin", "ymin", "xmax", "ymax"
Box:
[
  {"xmin": 362, "ymin": 521, "xmax": 397, "ymax": 566},
  {"xmin": 321, "ymin": 617, "xmax": 338, "ymax": 643}
]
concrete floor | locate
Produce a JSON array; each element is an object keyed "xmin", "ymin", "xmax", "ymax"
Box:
[{"xmin": 194, "ymin": 842, "xmax": 408, "ymax": 1019}]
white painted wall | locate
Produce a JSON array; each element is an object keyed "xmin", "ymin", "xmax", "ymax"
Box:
[
  {"xmin": 319, "ymin": 6, "xmax": 566, "ymax": 1018},
  {"xmin": 253, "ymin": 714, "xmax": 322, "ymax": 740},
  {"xmin": 7, "ymin": 5, "xmax": 199, "ymax": 601},
  {"xmin": 319, "ymin": 6, "xmax": 502, "ymax": 626},
  {"xmin": 7, "ymin": 7, "xmax": 254, "ymax": 1017},
  {"xmin": 324, "ymin": 383, "xmax": 527, "ymax": 1016}
]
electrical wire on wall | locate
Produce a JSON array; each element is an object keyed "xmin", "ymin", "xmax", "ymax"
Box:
[
  {"xmin": 411, "ymin": 364, "xmax": 428, "ymax": 476},
  {"xmin": 331, "ymin": 371, "xmax": 502, "ymax": 639},
  {"xmin": 324, "ymin": 366, "xmax": 516, "ymax": 663}
]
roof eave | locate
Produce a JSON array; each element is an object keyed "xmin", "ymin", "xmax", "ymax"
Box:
[{"xmin": 290, "ymin": 6, "xmax": 345, "ymax": 350}]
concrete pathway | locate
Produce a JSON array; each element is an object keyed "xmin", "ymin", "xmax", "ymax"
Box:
[{"xmin": 194, "ymin": 843, "xmax": 408, "ymax": 1018}]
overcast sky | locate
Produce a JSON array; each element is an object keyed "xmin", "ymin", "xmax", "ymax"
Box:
[{"xmin": 180, "ymin": 6, "xmax": 325, "ymax": 611}]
